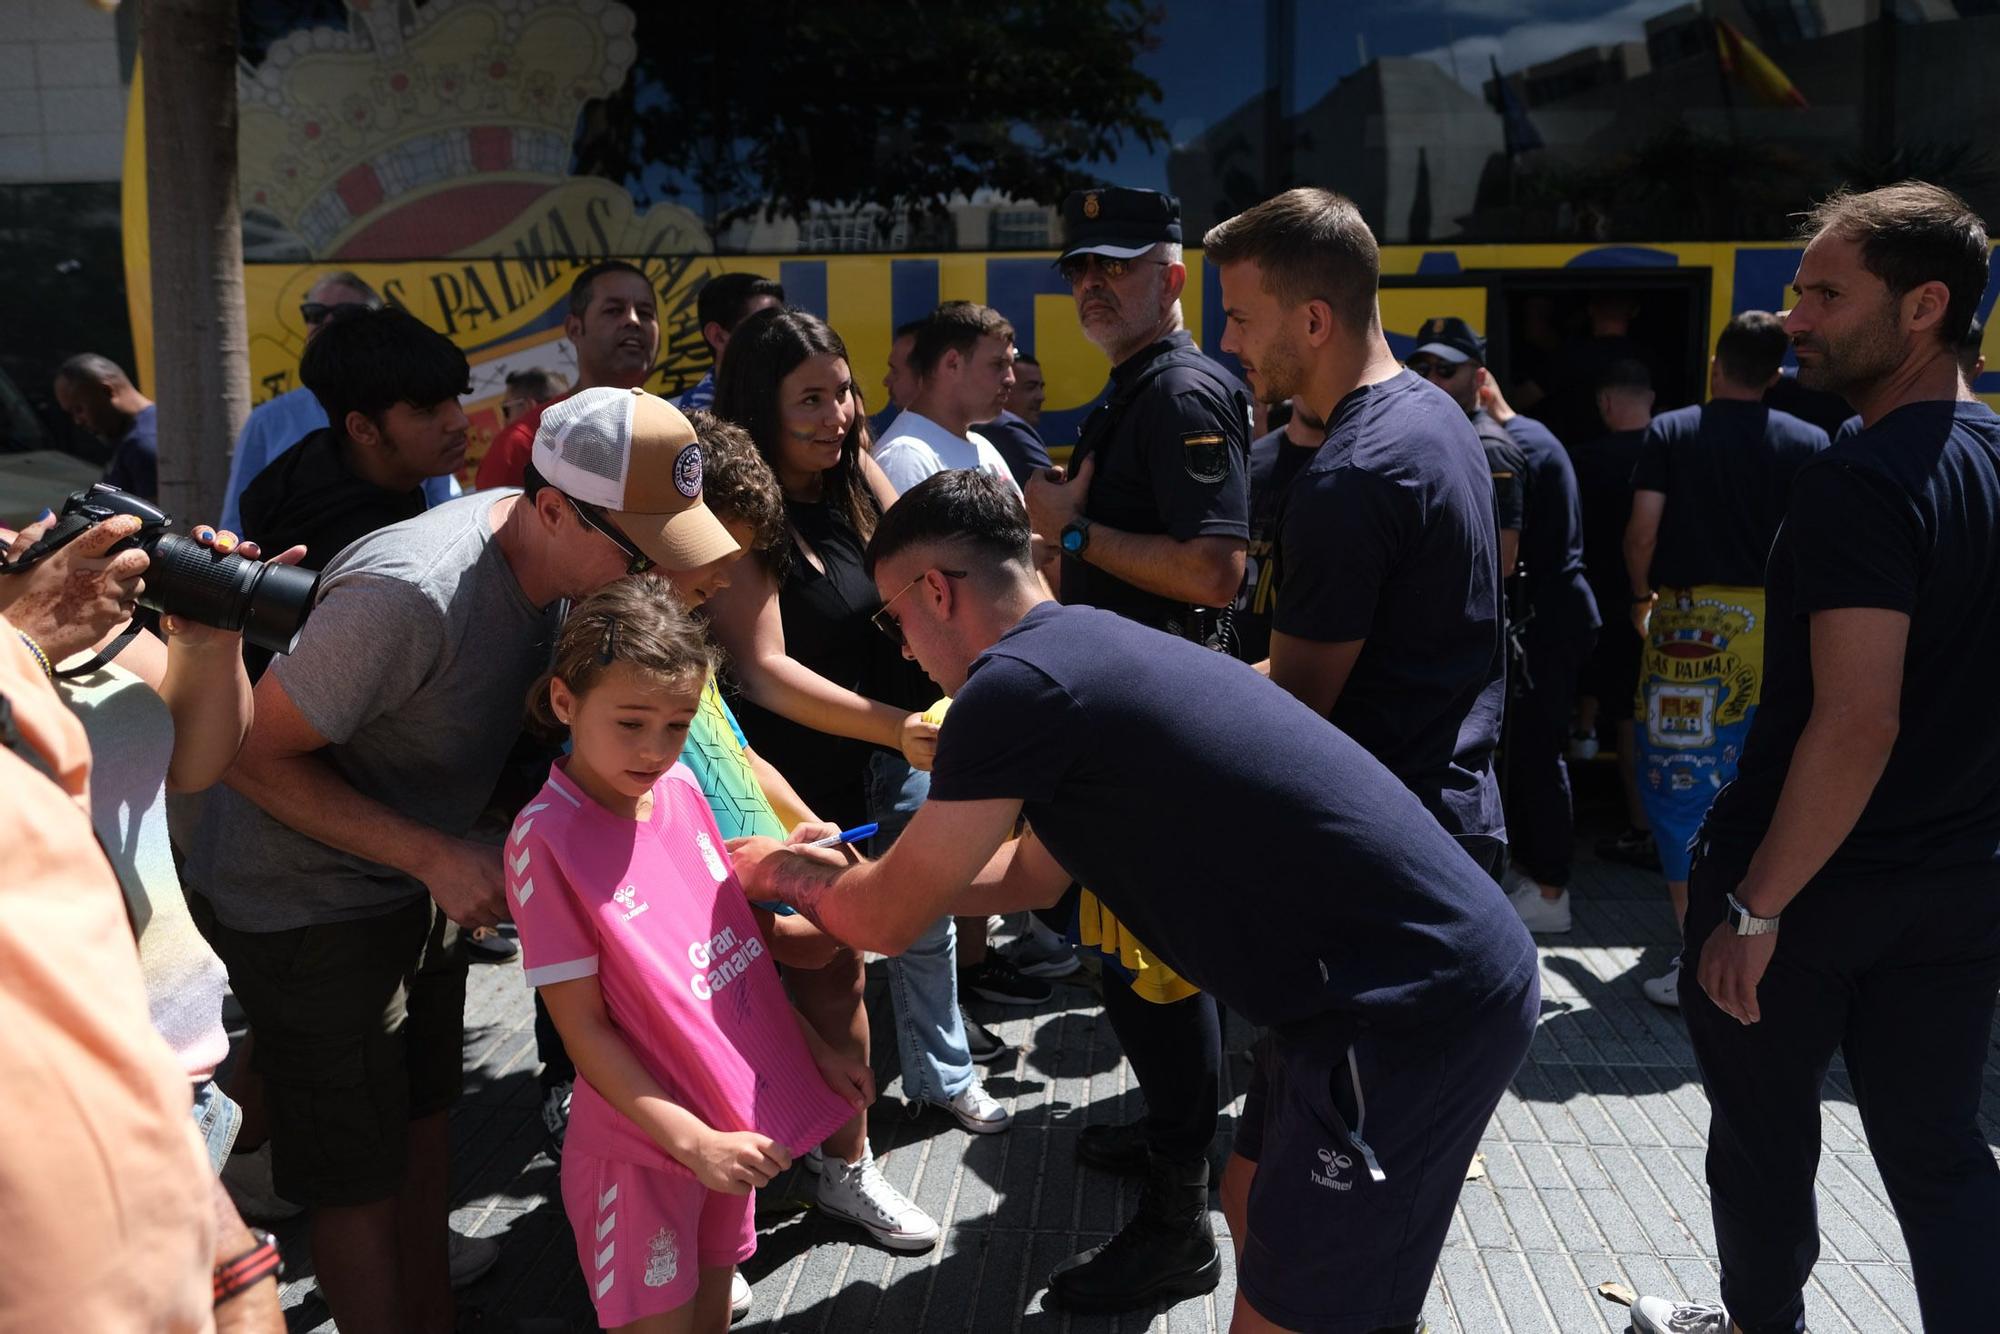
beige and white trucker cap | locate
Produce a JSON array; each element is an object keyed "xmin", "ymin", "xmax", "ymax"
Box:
[{"xmin": 531, "ymin": 386, "xmax": 739, "ymax": 570}]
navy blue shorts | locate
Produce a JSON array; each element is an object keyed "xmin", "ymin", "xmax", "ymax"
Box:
[{"xmin": 1231, "ymin": 974, "xmax": 1538, "ymax": 1332}]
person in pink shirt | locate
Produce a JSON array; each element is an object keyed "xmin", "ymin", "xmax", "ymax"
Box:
[{"xmin": 509, "ymin": 577, "xmax": 868, "ymax": 1332}]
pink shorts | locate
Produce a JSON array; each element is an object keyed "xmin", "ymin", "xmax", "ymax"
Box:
[{"xmin": 560, "ymin": 1151, "xmax": 756, "ymax": 1326}]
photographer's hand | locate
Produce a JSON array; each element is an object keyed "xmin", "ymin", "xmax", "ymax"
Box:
[
  {"xmin": 157, "ymin": 526, "xmax": 308, "ymax": 647},
  {"xmin": 0, "ymin": 515, "xmax": 149, "ymax": 663}
]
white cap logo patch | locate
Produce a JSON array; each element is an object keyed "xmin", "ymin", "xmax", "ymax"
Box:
[{"xmin": 672, "ymin": 443, "xmax": 703, "ymax": 499}]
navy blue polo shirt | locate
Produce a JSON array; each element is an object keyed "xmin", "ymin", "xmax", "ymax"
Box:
[
  {"xmin": 1269, "ymin": 370, "xmax": 1507, "ymax": 849},
  {"xmin": 1475, "ymin": 410, "xmax": 1527, "ymax": 535},
  {"xmin": 1631, "ymin": 401, "xmax": 1827, "ymax": 588},
  {"xmin": 1505, "ymin": 413, "xmax": 1600, "ymax": 638},
  {"xmin": 929, "ymin": 602, "xmax": 1536, "ymax": 1041},
  {"xmin": 1062, "ymin": 332, "xmax": 1251, "ymax": 634},
  {"xmin": 1704, "ymin": 402, "xmax": 2000, "ymax": 885}
]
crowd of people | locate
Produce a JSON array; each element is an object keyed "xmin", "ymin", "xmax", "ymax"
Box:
[{"xmin": 3, "ymin": 175, "xmax": 1997, "ymax": 1334}]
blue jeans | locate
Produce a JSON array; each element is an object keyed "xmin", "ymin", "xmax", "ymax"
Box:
[
  {"xmin": 192, "ymin": 1078, "xmax": 242, "ymax": 1174},
  {"xmin": 865, "ymin": 751, "xmax": 973, "ymax": 1105}
]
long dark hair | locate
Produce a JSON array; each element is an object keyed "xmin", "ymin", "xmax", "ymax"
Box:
[{"xmin": 713, "ymin": 307, "xmax": 880, "ymax": 565}]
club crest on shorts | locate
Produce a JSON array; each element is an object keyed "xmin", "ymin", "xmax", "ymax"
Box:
[
  {"xmin": 673, "ymin": 442, "xmax": 703, "ymax": 499},
  {"xmin": 1311, "ymin": 1146, "xmax": 1354, "ymax": 1192},
  {"xmin": 643, "ymin": 1227, "xmax": 679, "ymax": 1288}
]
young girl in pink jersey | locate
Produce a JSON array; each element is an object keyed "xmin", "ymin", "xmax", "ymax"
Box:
[{"xmin": 510, "ymin": 578, "xmax": 869, "ymax": 1332}]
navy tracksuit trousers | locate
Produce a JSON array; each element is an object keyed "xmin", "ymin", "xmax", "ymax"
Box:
[{"xmin": 1681, "ymin": 851, "xmax": 2000, "ymax": 1334}]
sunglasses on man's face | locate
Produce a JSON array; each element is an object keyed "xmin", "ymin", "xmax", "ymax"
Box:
[
  {"xmin": 301, "ymin": 300, "xmax": 375, "ymax": 327},
  {"xmin": 872, "ymin": 568, "xmax": 967, "ymax": 646},
  {"xmin": 1058, "ymin": 254, "xmax": 1169, "ymax": 287},
  {"xmin": 568, "ymin": 496, "xmax": 654, "ymax": 576},
  {"xmin": 1405, "ymin": 357, "xmax": 1468, "ymax": 380}
]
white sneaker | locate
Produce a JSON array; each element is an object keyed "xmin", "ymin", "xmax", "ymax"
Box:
[
  {"xmin": 220, "ymin": 1142, "xmax": 303, "ymax": 1223},
  {"xmin": 1643, "ymin": 955, "xmax": 1683, "ymax": 1008},
  {"xmin": 1506, "ymin": 878, "xmax": 1572, "ymax": 933},
  {"xmin": 448, "ymin": 1230, "xmax": 500, "ymax": 1289},
  {"xmin": 729, "ymin": 1268, "xmax": 752, "ymax": 1322},
  {"xmin": 814, "ymin": 1148, "xmax": 941, "ymax": 1251},
  {"xmin": 938, "ymin": 1078, "xmax": 1012, "ymax": 1134},
  {"xmin": 1631, "ymin": 1294, "xmax": 1731, "ymax": 1333}
]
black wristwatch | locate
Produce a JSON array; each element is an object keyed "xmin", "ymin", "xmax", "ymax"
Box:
[
  {"xmin": 1060, "ymin": 516, "xmax": 1093, "ymax": 557},
  {"xmin": 1725, "ymin": 892, "xmax": 1780, "ymax": 937}
]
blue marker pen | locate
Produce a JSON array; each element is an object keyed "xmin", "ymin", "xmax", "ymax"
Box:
[{"xmin": 752, "ymin": 823, "xmax": 876, "ymax": 914}]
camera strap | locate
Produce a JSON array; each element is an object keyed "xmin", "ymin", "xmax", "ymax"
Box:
[{"xmin": 53, "ymin": 618, "xmax": 144, "ymax": 681}]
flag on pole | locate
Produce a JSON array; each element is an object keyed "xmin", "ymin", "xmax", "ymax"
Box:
[
  {"xmin": 1715, "ymin": 19, "xmax": 1809, "ymax": 108},
  {"xmin": 1489, "ymin": 56, "xmax": 1544, "ymax": 157}
]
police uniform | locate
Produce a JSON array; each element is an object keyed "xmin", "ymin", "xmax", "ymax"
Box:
[{"xmin": 1040, "ymin": 186, "xmax": 1250, "ymax": 1315}]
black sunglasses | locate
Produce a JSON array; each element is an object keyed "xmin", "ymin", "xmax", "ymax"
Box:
[
  {"xmin": 567, "ymin": 496, "xmax": 654, "ymax": 576},
  {"xmin": 1405, "ymin": 357, "xmax": 1467, "ymax": 379},
  {"xmin": 300, "ymin": 300, "xmax": 376, "ymax": 326},
  {"xmin": 872, "ymin": 568, "xmax": 967, "ymax": 646},
  {"xmin": 1057, "ymin": 254, "xmax": 1170, "ymax": 287}
]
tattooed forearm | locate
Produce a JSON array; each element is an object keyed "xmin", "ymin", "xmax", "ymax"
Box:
[{"xmin": 770, "ymin": 851, "xmax": 849, "ymax": 933}]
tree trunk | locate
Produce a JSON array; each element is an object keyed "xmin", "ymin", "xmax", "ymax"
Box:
[{"xmin": 140, "ymin": 0, "xmax": 245, "ymax": 526}]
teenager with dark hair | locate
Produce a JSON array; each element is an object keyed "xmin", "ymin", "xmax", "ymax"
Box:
[{"xmin": 675, "ymin": 272, "xmax": 786, "ymax": 413}]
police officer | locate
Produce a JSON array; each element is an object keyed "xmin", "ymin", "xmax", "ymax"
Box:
[{"xmin": 1022, "ymin": 185, "xmax": 1250, "ymax": 1312}]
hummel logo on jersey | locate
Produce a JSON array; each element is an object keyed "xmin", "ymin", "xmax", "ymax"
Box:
[{"xmin": 613, "ymin": 885, "xmax": 649, "ymax": 922}]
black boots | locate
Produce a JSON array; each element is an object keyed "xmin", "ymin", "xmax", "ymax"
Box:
[
  {"xmin": 1047, "ymin": 1152, "xmax": 1221, "ymax": 1313},
  {"xmin": 1075, "ymin": 1118, "xmax": 1150, "ymax": 1176}
]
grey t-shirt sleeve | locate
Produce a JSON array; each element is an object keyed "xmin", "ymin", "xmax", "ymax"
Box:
[{"xmin": 272, "ymin": 574, "xmax": 446, "ymax": 745}]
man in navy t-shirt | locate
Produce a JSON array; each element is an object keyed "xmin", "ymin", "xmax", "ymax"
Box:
[
  {"xmin": 1630, "ymin": 183, "xmax": 2000, "ymax": 1334},
  {"xmin": 729, "ymin": 469, "xmax": 1538, "ymax": 1333},
  {"xmin": 1205, "ymin": 192, "xmax": 1509, "ymax": 879},
  {"xmin": 1623, "ymin": 311, "xmax": 1827, "ymax": 1007}
]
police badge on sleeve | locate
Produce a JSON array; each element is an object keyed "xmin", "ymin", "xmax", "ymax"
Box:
[{"xmin": 1182, "ymin": 430, "xmax": 1228, "ymax": 484}]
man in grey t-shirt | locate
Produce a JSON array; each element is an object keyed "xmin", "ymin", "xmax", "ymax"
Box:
[{"xmin": 189, "ymin": 388, "xmax": 740, "ymax": 1332}]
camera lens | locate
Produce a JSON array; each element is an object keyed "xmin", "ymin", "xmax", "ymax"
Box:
[{"xmin": 138, "ymin": 533, "xmax": 319, "ymax": 653}]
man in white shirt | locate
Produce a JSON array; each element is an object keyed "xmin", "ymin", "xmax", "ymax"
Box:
[{"xmin": 873, "ymin": 301, "xmax": 1022, "ymax": 498}]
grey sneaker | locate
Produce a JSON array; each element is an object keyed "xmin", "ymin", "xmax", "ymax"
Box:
[
  {"xmin": 814, "ymin": 1148, "xmax": 941, "ymax": 1251},
  {"xmin": 1003, "ymin": 918, "xmax": 1080, "ymax": 979},
  {"xmin": 1631, "ymin": 1295, "xmax": 1732, "ymax": 1333},
  {"xmin": 448, "ymin": 1230, "xmax": 500, "ymax": 1289}
]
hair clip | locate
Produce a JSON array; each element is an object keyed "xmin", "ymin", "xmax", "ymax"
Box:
[{"xmin": 598, "ymin": 619, "xmax": 619, "ymax": 665}]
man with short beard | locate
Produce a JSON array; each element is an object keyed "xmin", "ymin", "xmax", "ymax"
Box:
[
  {"xmin": 1208, "ymin": 189, "xmax": 1508, "ymax": 878},
  {"xmin": 1629, "ymin": 183, "xmax": 2000, "ymax": 1334},
  {"xmin": 476, "ymin": 260, "xmax": 662, "ymax": 489},
  {"xmin": 1020, "ymin": 186, "xmax": 1250, "ymax": 1315}
]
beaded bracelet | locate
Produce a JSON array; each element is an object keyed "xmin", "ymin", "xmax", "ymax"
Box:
[{"xmin": 16, "ymin": 631, "xmax": 52, "ymax": 680}]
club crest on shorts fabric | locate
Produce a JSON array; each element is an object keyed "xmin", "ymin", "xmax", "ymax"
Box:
[
  {"xmin": 643, "ymin": 1227, "xmax": 679, "ymax": 1288},
  {"xmin": 673, "ymin": 443, "xmax": 702, "ymax": 499}
]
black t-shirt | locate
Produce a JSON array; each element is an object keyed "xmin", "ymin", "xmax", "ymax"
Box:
[
  {"xmin": 1061, "ymin": 332, "xmax": 1251, "ymax": 635},
  {"xmin": 1231, "ymin": 426, "xmax": 1320, "ymax": 665},
  {"xmin": 1702, "ymin": 402, "xmax": 2000, "ymax": 884},
  {"xmin": 1270, "ymin": 370, "xmax": 1507, "ymax": 848},
  {"xmin": 1538, "ymin": 334, "xmax": 1653, "ymax": 446},
  {"xmin": 1631, "ymin": 401, "xmax": 1827, "ymax": 588},
  {"xmin": 1474, "ymin": 410, "xmax": 1526, "ymax": 535},
  {"xmin": 971, "ymin": 411, "xmax": 1052, "ymax": 489},
  {"xmin": 725, "ymin": 499, "xmax": 893, "ymax": 828},
  {"xmin": 1506, "ymin": 414, "xmax": 1600, "ymax": 637},
  {"xmin": 930, "ymin": 602, "xmax": 1537, "ymax": 1040},
  {"xmin": 1572, "ymin": 427, "xmax": 1646, "ymax": 610}
]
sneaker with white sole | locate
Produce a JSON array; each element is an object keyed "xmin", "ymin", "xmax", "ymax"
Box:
[
  {"xmin": 1003, "ymin": 919, "xmax": 1081, "ymax": 979},
  {"xmin": 814, "ymin": 1148, "xmax": 941, "ymax": 1251},
  {"xmin": 1630, "ymin": 1294, "xmax": 1732, "ymax": 1333},
  {"xmin": 1506, "ymin": 876, "xmax": 1572, "ymax": 933},
  {"xmin": 959, "ymin": 955, "xmax": 1052, "ymax": 1006},
  {"xmin": 448, "ymin": 1230, "xmax": 500, "ymax": 1289},
  {"xmin": 1643, "ymin": 954, "xmax": 1683, "ymax": 1008},
  {"xmin": 729, "ymin": 1268, "xmax": 752, "ymax": 1322},
  {"xmin": 937, "ymin": 1078, "xmax": 1012, "ymax": 1134}
]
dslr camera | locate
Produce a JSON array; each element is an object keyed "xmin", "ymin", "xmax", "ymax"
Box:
[{"xmin": 1, "ymin": 483, "xmax": 318, "ymax": 654}]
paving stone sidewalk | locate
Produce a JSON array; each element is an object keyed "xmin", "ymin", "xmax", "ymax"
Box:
[{"xmin": 272, "ymin": 838, "xmax": 2000, "ymax": 1332}]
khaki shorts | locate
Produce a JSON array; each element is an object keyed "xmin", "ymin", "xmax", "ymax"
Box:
[{"xmin": 191, "ymin": 892, "xmax": 465, "ymax": 1207}]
